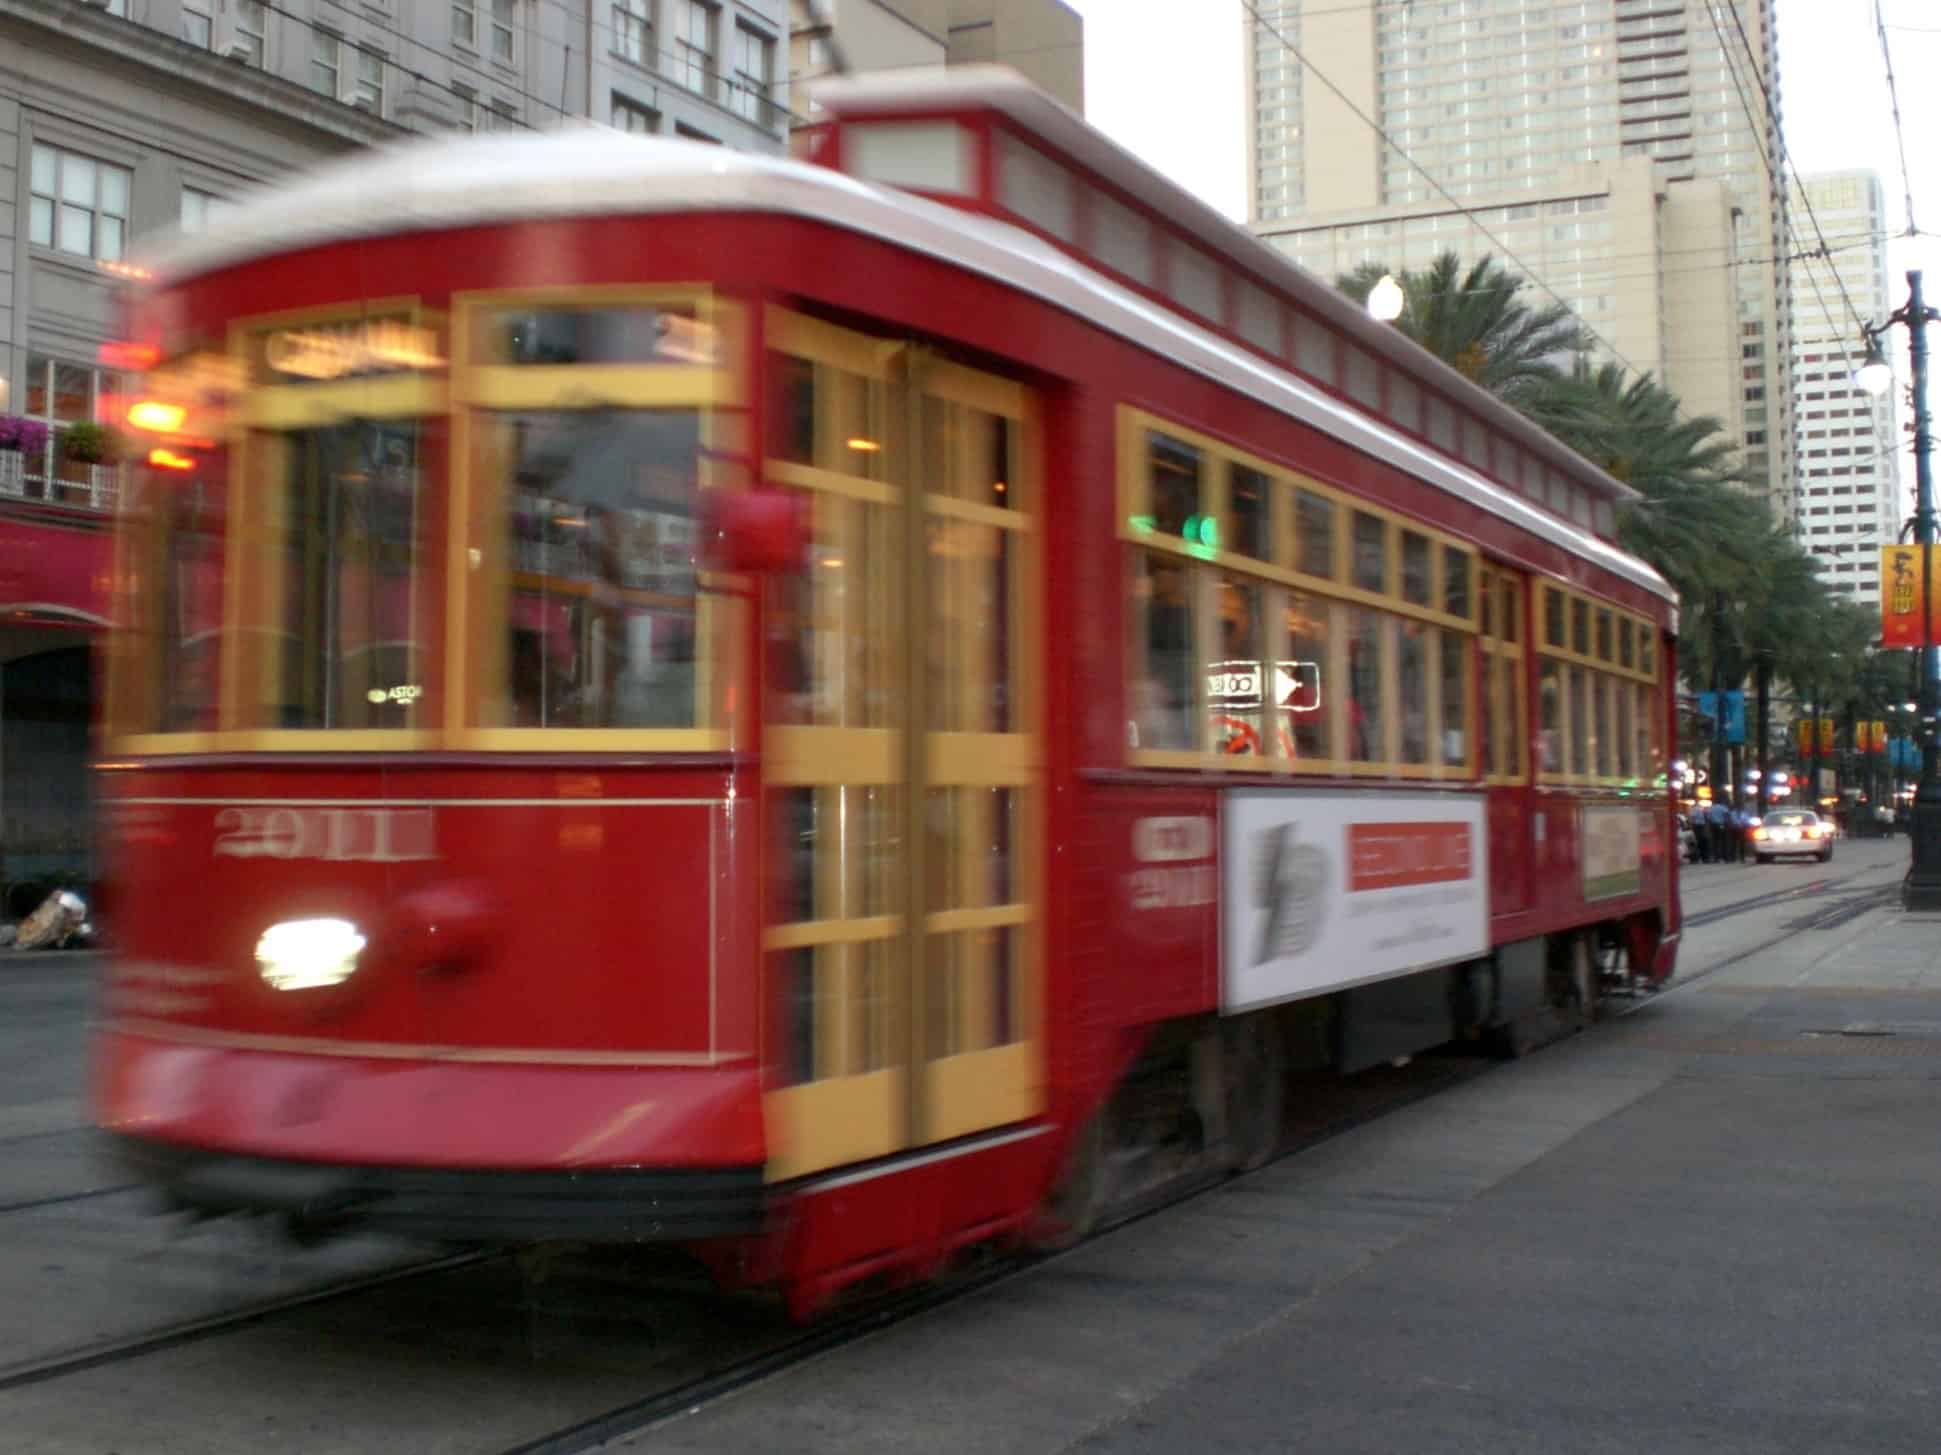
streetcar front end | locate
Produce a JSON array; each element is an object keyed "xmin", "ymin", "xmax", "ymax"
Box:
[{"xmin": 92, "ymin": 160, "xmax": 777, "ymax": 1247}]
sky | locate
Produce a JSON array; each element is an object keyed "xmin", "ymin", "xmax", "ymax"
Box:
[{"xmin": 1064, "ymin": 0, "xmax": 1941, "ymax": 323}]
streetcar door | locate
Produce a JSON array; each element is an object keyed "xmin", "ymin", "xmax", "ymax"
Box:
[
  {"xmin": 761, "ymin": 311, "xmax": 1043, "ymax": 1182},
  {"xmin": 1481, "ymin": 564, "xmax": 1531, "ymax": 917}
]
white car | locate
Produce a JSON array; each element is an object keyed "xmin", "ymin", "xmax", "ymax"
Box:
[{"xmin": 1750, "ymin": 809, "xmax": 1835, "ymax": 865}]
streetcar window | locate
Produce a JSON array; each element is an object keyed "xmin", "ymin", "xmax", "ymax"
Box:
[
  {"xmin": 1228, "ymin": 462, "xmax": 1268, "ymax": 560},
  {"xmin": 1443, "ymin": 546, "xmax": 1471, "ymax": 620},
  {"xmin": 493, "ymin": 408, "xmax": 700, "ymax": 729},
  {"xmin": 1499, "ymin": 575, "xmax": 1520, "ymax": 644},
  {"xmin": 1618, "ymin": 683, "xmax": 1636, "ymax": 779},
  {"xmin": 1488, "ymin": 654, "xmax": 1515, "ymax": 777},
  {"xmin": 1346, "ymin": 607, "xmax": 1386, "ymax": 763},
  {"xmin": 124, "ymin": 472, "xmax": 227, "ymax": 734},
  {"xmin": 486, "ymin": 303, "xmax": 714, "ymax": 367},
  {"xmin": 1595, "ymin": 607, "xmax": 1613, "ymax": 663},
  {"xmin": 1479, "ymin": 570, "xmax": 1494, "ymax": 637},
  {"xmin": 265, "ymin": 420, "xmax": 426, "ymax": 730},
  {"xmin": 773, "ymin": 353, "xmax": 816, "ymax": 465},
  {"xmin": 1569, "ymin": 664, "xmax": 1592, "ymax": 775},
  {"xmin": 1544, "ymin": 587, "xmax": 1565, "ymax": 649},
  {"xmin": 925, "ymin": 787, "xmax": 1016, "ymax": 910},
  {"xmin": 1440, "ymin": 631, "xmax": 1468, "ymax": 768},
  {"xmin": 1351, "ymin": 511, "xmax": 1387, "ymax": 593},
  {"xmin": 1208, "ymin": 577, "xmax": 1264, "ymax": 756},
  {"xmin": 1146, "ymin": 432, "xmax": 1202, "ymax": 541},
  {"xmin": 1130, "ymin": 551, "xmax": 1197, "ymax": 751},
  {"xmin": 1282, "ymin": 593, "xmax": 1333, "ymax": 763},
  {"xmin": 1398, "ymin": 621, "xmax": 1430, "ymax": 764},
  {"xmin": 1400, "ymin": 530, "xmax": 1432, "ymax": 607},
  {"xmin": 1594, "ymin": 674, "xmax": 1614, "ymax": 777},
  {"xmin": 1294, "ymin": 488, "xmax": 1335, "ymax": 579},
  {"xmin": 1571, "ymin": 597, "xmax": 1590, "ymax": 656},
  {"xmin": 924, "ymin": 397, "xmax": 1016, "ymax": 510},
  {"xmin": 1638, "ymin": 629, "xmax": 1656, "ymax": 678},
  {"xmin": 1538, "ymin": 660, "xmax": 1562, "ymax": 772},
  {"xmin": 773, "ymin": 358, "xmax": 892, "ymax": 484},
  {"xmin": 928, "ymin": 517, "xmax": 1014, "ymax": 733},
  {"xmin": 1619, "ymin": 616, "xmax": 1635, "ymax": 669}
]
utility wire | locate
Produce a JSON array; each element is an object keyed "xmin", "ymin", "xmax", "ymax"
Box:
[
  {"xmin": 1711, "ymin": 0, "xmax": 1868, "ymax": 339},
  {"xmin": 1239, "ymin": 0, "xmax": 1647, "ymax": 377},
  {"xmin": 1874, "ymin": 0, "xmax": 1922, "ymax": 238}
]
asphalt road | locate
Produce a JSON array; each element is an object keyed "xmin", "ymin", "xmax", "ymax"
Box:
[{"xmin": 0, "ymin": 842, "xmax": 1926, "ymax": 1453}]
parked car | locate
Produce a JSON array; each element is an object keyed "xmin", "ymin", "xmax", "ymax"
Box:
[{"xmin": 1750, "ymin": 809, "xmax": 1834, "ymax": 865}]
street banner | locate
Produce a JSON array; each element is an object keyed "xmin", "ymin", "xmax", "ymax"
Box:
[
  {"xmin": 1868, "ymin": 721, "xmax": 1888, "ymax": 753},
  {"xmin": 1819, "ymin": 717, "xmax": 1838, "ymax": 753},
  {"xmin": 1882, "ymin": 544, "xmax": 1928, "ymax": 648},
  {"xmin": 1794, "ymin": 718, "xmax": 1813, "ymax": 753},
  {"xmin": 1695, "ymin": 690, "xmax": 1746, "ymax": 744}
]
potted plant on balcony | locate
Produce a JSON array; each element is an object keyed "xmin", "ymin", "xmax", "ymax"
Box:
[
  {"xmin": 0, "ymin": 416, "xmax": 50, "ymax": 496},
  {"xmin": 58, "ymin": 421, "xmax": 124, "ymax": 506}
]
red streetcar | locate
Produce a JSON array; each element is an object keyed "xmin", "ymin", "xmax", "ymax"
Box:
[{"xmin": 94, "ymin": 72, "xmax": 1680, "ymax": 1318}]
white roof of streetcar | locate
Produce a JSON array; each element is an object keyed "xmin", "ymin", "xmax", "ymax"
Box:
[{"xmin": 135, "ymin": 76, "xmax": 1675, "ymax": 607}]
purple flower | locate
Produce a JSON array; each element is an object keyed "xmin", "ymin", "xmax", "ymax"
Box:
[{"xmin": 0, "ymin": 416, "xmax": 49, "ymax": 454}]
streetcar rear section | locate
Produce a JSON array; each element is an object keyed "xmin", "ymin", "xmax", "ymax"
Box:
[{"xmin": 92, "ymin": 72, "xmax": 1681, "ymax": 1319}]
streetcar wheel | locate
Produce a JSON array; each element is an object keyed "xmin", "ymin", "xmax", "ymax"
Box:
[
  {"xmin": 1820, "ymin": 847, "xmax": 1834, "ymax": 862},
  {"xmin": 1563, "ymin": 935, "xmax": 1596, "ymax": 1028},
  {"xmin": 1035, "ymin": 1109, "xmax": 1110, "ymax": 1250},
  {"xmin": 1223, "ymin": 1013, "xmax": 1286, "ymax": 1173},
  {"xmin": 1755, "ymin": 855, "xmax": 1771, "ymax": 866}
]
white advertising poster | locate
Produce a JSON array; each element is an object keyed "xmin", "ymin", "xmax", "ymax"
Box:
[{"xmin": 1223, "ymin": 789, "xmax": 1490, "ymax": 1012}]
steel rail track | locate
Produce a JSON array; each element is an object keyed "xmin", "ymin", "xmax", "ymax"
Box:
[{"xmin": 0, "ymin": 1249, "xmax": 495, "ymax": 1395}]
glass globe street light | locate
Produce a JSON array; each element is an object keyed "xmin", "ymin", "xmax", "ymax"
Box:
[
  {"xmin": 1366, "ymin": 274, "xmax": 1405, "ymax": 323},
  {"xmin": 1856, "ymin": 333, "xmax": 1894, "ymax": 397}
]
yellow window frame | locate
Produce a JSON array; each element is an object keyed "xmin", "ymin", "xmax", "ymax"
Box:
[
  {"xmin": 1120, "ymin": 405, "xmax": 1480, "ymax": 779},
  {"xmin": 450, "ymin": 284, "xmax": 743, "ymax": 753}
]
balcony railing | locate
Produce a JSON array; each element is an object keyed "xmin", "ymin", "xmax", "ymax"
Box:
[{"xmin": 0, "ymin": 450, "xmax": 121, "ymax": 513}]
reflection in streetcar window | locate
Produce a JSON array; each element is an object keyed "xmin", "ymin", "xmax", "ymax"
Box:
[
  {"xmin": 147, "ymin": 476, "xmax": 226, "ymax": 733},
  {"xmin": 496, "ymin": 408, "xmax": 699, "ymax": 728},
  {"xmin": 269, "ymin": 421, "xmax": 423, "ymax": 730},
  {"xmin": 1131, "ymin": 551, "xmax": 1196, "ymax": 750}
]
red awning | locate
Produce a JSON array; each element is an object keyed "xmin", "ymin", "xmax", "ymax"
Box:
[{"xmin": 0, "ymin": 518, "xmax": 112, "ymax": 627}]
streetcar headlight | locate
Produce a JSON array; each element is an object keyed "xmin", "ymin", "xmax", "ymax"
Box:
[{"xmin": 256, "ymin": 918, "xmax": 366, "ymax": 991}]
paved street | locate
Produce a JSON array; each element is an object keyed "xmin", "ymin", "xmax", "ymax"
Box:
[
  {"xmin": 1, "ymin": 841, "xmax": 1932, "ymax": 1453},
  {"xmin": 634, "ymin": 839, "xmax": 1939, "ymax": 1455}
]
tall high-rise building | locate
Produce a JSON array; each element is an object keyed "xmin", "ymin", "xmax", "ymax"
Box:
[
  {"xmin": 1788, "ymin": 172, "xmax": 1901, "ymax": 608},
  {"xmin": 1245, "ymin": 0, "xmax": 1794, "ymax": 519},
  {"xmin": 790, "ymin": 1, "xmax": 1083, "ymax": 115}
]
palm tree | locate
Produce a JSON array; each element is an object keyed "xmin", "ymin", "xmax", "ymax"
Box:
[{"xmin": 1337, "ymin": 251, "xmax": 1592, "ymax": 406}]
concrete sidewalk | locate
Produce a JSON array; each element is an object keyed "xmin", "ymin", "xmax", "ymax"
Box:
[{"xmin": 636, "ymin": 852, "xmax": 1941, "ymax": 1455}]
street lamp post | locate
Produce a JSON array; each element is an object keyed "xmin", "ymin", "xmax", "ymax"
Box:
[{"xmin": 1860, "ymin": 271, "xmax": 1941, "ymax": 907}]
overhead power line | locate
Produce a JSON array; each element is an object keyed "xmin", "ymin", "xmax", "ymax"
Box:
[
  {"xmin": 1874, "ymin": 0, "xmax": 1922, "ymax": 239},
  {"xmin": 1239, "ymin": 0, "xmax": 1647, "ymax": 377}
]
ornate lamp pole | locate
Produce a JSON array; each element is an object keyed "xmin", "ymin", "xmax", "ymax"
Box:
[{"xmin": 1859, "ymin": 271, "xmax": 1941, "ymax": 907}]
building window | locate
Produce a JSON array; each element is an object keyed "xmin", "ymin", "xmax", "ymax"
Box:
[
  {"xmin": 180, "ymin": 6, "xmax": 211, "ymax": 46},
  {"xmin": 233, "ymin": 0, "xmax": 266, "ymax": 66},
  {"xmin": 675, "ymin": 122, "xmax": 720, "ymax": 145},
  {"xmin": 450, "ymin": 81, "xmax": 478, "ymax": 129},
  {"xmin": 29, "ymin": 143, "xmax": 131, "ymax": 263},
  {"xmin": 731, "ymin": 23, "xmax": 775, "ymax": 125},
  {"xmin": 453, "ymin": 0, "xmax": 476, "ymax": 48},
  {"xmin": 102, "ymin": 0, "xmax": 128, "ymax": 14},
  {"xmin": 677, "ymin": 1, "xmax": 718, "ymax": 99},
  {"xmin": 488, "ymin": 98, "xmax": 517, "ymax": 130},
  {"xmin": 612, "ymin": 94, "xmax": 658, "ymax": 133},
  {"xmin": 491, "ymin": 0, "xmax": 515, "ymax": 64},
  {"xmin": 17, "ymin": 355, "xmax": 124, "ymax": 508},
  {"xmin": 615, "ymin": 0, "xmax": 651, "ymax": 65},
  {"xmin": 353, "ymin": 48, "xmax": 384, "ymax": 113},
  {"xmin": 180, "ymin": 187, "xmax": 230, "ymax": 234},
  {"xmin": 312, "ymin": 30, "xmax": 342, "ymax": 97}
]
